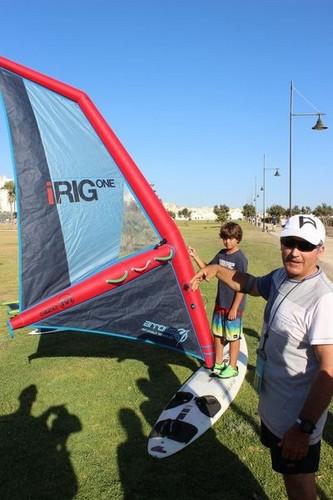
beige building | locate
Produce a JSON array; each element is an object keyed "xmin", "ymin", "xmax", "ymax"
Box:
[
  {"xmin": 163, "ymin": 202, "xmax": 243, "ymax": 221},
  {"xmin": 0, "ymin": 175, "xmax": 13, "ymax": 212}
]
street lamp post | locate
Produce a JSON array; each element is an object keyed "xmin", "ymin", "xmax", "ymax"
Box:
[
  {"xmin": 253, "ymin": 177, "xmax": 260, "ymax": 226},
  {"xmin": 261, "ymin": 154, "xmax": 280, "ymax": 232},
  {"xmin": 289, "ymin": 81, "xmax": 328, "ymax": 214}
]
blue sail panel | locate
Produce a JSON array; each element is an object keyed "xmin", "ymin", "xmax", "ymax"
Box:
[
  {"xmin": 0, "ymin": 68, "xmax": 160, "ymax": 308},
  {"xmin": 25, "ymin": 79, "xmax": 159, "ymax": 283},
  {"xmin": 0, "ymin": 68, "xmax": 71, "ymax": 307}
]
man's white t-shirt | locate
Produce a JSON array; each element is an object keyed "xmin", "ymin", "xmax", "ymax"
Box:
[{"xmin": 256, "ymin": 267, "xmax": 333, "ymax": 444}]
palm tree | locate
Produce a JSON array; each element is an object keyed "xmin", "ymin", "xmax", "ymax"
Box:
[{"xmin": 1, "ymin": 180, "xmax": 16, "ymax": 223}]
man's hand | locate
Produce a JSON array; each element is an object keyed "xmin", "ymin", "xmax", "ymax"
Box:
[
  {"xmin": 278, "ymin": 425, "xmax": 310, "ymax": 461},
  {"xmin": 190, "ymin": 264, "xmax": 219, "ymax": 290}
]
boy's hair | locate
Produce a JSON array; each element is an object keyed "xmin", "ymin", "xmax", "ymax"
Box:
[{"xmin": 219, "ymin": 221, "xmax": 243, "ymax": 242}]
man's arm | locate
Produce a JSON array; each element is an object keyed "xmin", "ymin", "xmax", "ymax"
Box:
[
  {"xmin": 190, "ymin": 264, "xmax": 260, "ymax": 296},
  {"xmin": 279, "ymin": 344, "xmax": 333, "ymax": 460},
  {"xmin": 299, "ymin": 344, "xmax": 333, "ymax": 422}
]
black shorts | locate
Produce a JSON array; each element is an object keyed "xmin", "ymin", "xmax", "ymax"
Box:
[{"xmin": 260, "ymin": 421, "xmax": 321, "ymax": 475}]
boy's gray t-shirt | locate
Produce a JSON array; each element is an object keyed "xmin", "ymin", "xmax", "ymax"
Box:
[
  {"xmin": 209, "ymin": 249, "xmax": 248, "ymax": 310},
  {"xmin": 256, "ymin": 267, "xmax": 333, "ymax": 444}
]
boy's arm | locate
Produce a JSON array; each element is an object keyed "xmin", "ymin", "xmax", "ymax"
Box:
[
  {"xmin": 228, "ymin": 253, "xmax": 248, "ymax": 319},
  {"xmin": 190, "ymin": 264, "xmax": 260, "ymax": 296},
  {"xmin": 188, "ymin": 246, "xmax": 207, "ymax": 269},
  {"xmin": 228, "ymin": 291, "xmax": 245, "ymax": 320}
]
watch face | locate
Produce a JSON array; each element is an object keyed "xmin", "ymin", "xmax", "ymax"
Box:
[{"xmin": 300, "ymin": 419, "xmax": 315, "ymax": 434}]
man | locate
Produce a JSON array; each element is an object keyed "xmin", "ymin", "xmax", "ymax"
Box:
[{"xmin": 190, "ymin": 215, "xmax": 333, "ymax": 500}]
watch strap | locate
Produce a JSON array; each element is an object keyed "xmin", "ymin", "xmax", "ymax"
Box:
[{"xmin": 295, "ymin": 417, "xmax": 316, "ymax": 434}]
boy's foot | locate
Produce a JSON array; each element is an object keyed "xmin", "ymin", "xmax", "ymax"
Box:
[
  {"xmin": 218, "ymin": 365, "xmax": 238, "ymax": 379},
  {"xmin": 212, "ymin": 362, "xmax": 226, "ymax": 375}
]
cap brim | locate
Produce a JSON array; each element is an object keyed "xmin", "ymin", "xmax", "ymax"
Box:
[{"xmin": 280, "ymin": 228, "xmax": 321, "ymax": 246}]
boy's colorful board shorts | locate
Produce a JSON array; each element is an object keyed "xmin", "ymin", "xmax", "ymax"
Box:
[{"xmin": 211, "ymin": 305, "xmax": 243, "ymax": 341}]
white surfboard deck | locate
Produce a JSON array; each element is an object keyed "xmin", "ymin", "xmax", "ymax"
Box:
[{"xmin": 148, "ymin": 336, "xmax": 248, "ymax": 458}]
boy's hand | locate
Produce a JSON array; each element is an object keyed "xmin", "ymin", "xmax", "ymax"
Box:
[
  {"xmin": 190, "ymin": 265, "xmax": 218, "ymax": 290},
  {"xmin": 227, "ymin": 308, "xmax": 238, "ymax": 320},
  {"xmin": 188, "ymin": 246, "xmax": 197, "ymax": 258}
]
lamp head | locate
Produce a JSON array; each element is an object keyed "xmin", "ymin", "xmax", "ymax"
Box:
[{"xmin": 312, "ymin": 114, "xmax": 328, "ymax": 131}]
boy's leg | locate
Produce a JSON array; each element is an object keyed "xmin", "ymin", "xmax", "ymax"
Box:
[
  {"xmin": 228, "ymin": 339, "xmax": 240, "ymax": 369},
  {"xmin": 214, "ymin": 335, "xmax": 224, "ymax": 365},
  {"xmin": 225, "ymin": 315, "xmax": 242, "ymax": 367},
  {"xmin": 217, "ymin": 316, "xmax": 242, "ymax": 378},
  {"xmin": 212, "ymin": 336, "xmax": 226, "ymax": 374},
  {"xmin": 211, "ymin": 307, "xmax": 226, "ymax": 370}
]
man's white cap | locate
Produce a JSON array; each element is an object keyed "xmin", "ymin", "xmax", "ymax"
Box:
[{"xmin": 281, "ymin": 214, "xmax": 326, "ymax": 245}]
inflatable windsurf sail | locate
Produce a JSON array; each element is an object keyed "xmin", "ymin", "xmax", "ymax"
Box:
[{"xmin": 0, "ymin": 57, "xmax": 214, "ymax": 367}]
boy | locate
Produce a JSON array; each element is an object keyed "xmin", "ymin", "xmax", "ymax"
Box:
[{"xmin": 189, "ymin": 221, "xmax": 248, "ymax": 378}]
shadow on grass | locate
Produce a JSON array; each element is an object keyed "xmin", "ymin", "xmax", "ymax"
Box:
[
  {"xmin": 0, "ymin": 385, "xmax": 81, "ymax": 499},
  {"xmin": 116, "ymin": 361, "xmax": 269, "ymax": 500},
  {"xmin": 118, "ymin": 407, "xmax": 270, "ymax": 500},
  {"xmin": 27, "ymin": 326, "xmax": 270, "ymax": 498},
  {"xmin": 322, "ymin": 410, "xmax": 333, "ymax": 448},
  {"xmin": 28, "ymin": 330, "xmax": 200, "ymax": 373},
  {"xmin": 244, "ymin": 327, "xmax": 260, "ymax": 342}
]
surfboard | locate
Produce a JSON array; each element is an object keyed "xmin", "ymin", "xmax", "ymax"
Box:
[{"xmin": 148, "ymin": 336, "xmax": 248, "ymax": 458}]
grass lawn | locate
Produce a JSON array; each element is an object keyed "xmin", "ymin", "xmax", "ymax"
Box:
[{"xmin": 0, "ymin": 222, "xmax": 332, "ymax": 499}]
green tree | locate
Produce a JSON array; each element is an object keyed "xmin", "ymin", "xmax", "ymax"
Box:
[
  {"xmin": 286, "ymin": 205, "xmax": 301, "ymax": 217},
  {"xmin": 167, "ymin": 210, "xmax": 176, "ymax": 219},
  {"xmin": 242, "ymin": 203, "xmax": 255, "ymax": 220},
  {"xmin": 300, "ymin": 206, "xmax": 312, "ymax": 214},
  {"xmin": 267, "ymin": 205, "xmax": 286, "ymax": 220},
  {"xmin": 313, "ymin": 203, "xmax": 333, "ymax": 226},
  {"xmin": 313, "ymin": 203, "xmax": 333, "ymax": 217},
  {"xmin": 213, "ymin": 204, "xmax": 229, "ymax": 224},
  {"xmin": 1, "ymin": 180, "xmax": 16, "ymax": 223},
  {"xmin": 177, "ymin": 208, "xmax": 192, "ymax": 220}
]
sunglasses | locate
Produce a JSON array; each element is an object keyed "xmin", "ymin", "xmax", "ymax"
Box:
[{"xmin": 280, "ymin": 237, "xmax": 319, "ymax": 252}]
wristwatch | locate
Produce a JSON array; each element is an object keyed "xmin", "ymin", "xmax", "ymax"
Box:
[{"xmin": 295, "ymin": 417, "xmax": 316, "ymax": 435}]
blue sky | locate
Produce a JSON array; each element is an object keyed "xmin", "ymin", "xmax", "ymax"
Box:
[{"xmin": 0, "ymin": 0, "xmax": 332, "ymax": 210}]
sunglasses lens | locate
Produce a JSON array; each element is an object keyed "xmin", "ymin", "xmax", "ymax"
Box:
[
  {"xmin": 281, "ymin": 237, "xmax": 317, "ymax": 252},
  {"xmin": 298, "ymin": 241, "xmax": 316, "ymax": 251}
]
